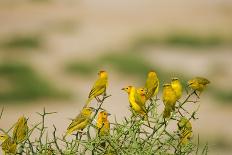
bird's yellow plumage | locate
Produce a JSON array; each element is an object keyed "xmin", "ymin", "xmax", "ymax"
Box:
[
  {"xmin": 96, "ymin": 111, "xmax": 110, "ymax": 137},
  {"xmin": 122, "ymin": 86, "xmax": 147, "ymax": 117},
  {"xmin": 171, "ymin": 77, "xmax": 182, "ymax": 100},
  {"xmin": 86, "ymin": 71, "xmax": 108, "ymax": 107},
  {"xmin": 65, "ymin": 107, "xmax": 94, "ymax": 136},
  {"xmin": 162, "ymin": 83, "xmax": 177, "ymax": 118},
  {"xmin": 13, "ymin": 116, "xmax": 28, "ymax": 144},
  {"xmin": 136, "ymin": 88, "xmax": 146, "ymax": 106},
  {"xmin": 145, "ymin": 71, "xmax": 159, "ymax": 100},
  {"xmin": 188, "ymin": 77, "xmax": 210, "ymax": 93},
  {"xmin": 0, "ymin": 134, "xmax": 17, "ymax": 155}
]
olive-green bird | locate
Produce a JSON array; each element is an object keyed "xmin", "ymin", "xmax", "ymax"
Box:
[
  {"xmin": 0, "ymin": 134, "xmax": 17, "ymax": 155},
  {"xmin": 177, "ymin": 117, "xmax": 192, "ymax": 145},
  {"xmin": 162, "ymin": 83, "xmax": 177, "ymax": 118},
  {"xmin": 85, "ymin": 71, "xmax": 108, "ymax": 107},
  {"xmin": 188, "ymin": 77, "xmax": 210, "ymax": 94},
  {"xmin": 13, "ymin": 116, "xmax": 28, "ymax": 143},
  {"xmin": 145, "ymin": 71, "xmax": 159, "ymax": 100},
  {"xmin": 171, "ymin": 77, "xmax": 183, "ymax": 100},
  {"xmin": 65, "ymin": 107, "xmax": 94, "ymax": 137}
]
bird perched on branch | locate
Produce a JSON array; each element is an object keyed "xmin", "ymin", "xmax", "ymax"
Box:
[
  {"xmin": 162, "ymin": 83, "xmax": 177, "ymax": 118},
  {"xmin": 188, "ymin": 77, "xmax": 210, "ymax": 95},
  {"xmin": 171, "ymin": 77, "xmax": 183, "ymax": 100},
  {"xmin": 0, "ymin": 134, "xmax": 17, "ymax": 155},
  {"xmin": 13, "ymin": 116, "xmax": 28, "ymax": 144},
  {"xmin": 96, "ymin": 111, "xmax": 110, "ymax": 137},
  {"xmin": 122, "ymin": 86, "xmax": 147, "ymax": 118},
  {"xmin": 145, "ymin": 71, "xmax": 159, "ymax": 101},
  {"xmin": 65, "ymin": 107, "xmax": 94, "ymax": 137},
  {"xmin": 85, "ymin": 71, "xmax": 108, "ymax": 107},
  {"xmin": 177, "ymin": 117, "xmax": 192, "ymax": 145}
]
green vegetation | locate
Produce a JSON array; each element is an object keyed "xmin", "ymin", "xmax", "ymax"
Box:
[
  {"xmin": 0, "ymin": 62, "xmax": 69, "ymax": 102},
  {"xmin": 211, "ymin": 89, "xmax": 232, "ymax": 103},
  {"xmin": 0, "ymin": 34, "xmax": 42, "ymax": 50},
  {"xmin": 132, "ymin": 32, "xmax": 231, "ymax": 50},
  {"xmin": 66, "ymin": 61, "xmax": 98, "ymax": 76},
  {"xmin": 0, "ymin": 87, "xmax": 208, "ymax": 154}
]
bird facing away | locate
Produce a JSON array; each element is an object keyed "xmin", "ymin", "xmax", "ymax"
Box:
[
  {"xmin": 65, "ymin": 107, "xmax": 94, "ymax": 136},
  {"xmin": 0, "ymin": 134, "xmax": 17, "ymax": 155},
  {"xmin": 171, "ymin": 77, "xmax": 183, "ymax": 100},
  {"xmin": 96, "ymin": 111, "xmax": 110, "ymax": 137},
  {"xmin": 13, "ymin": 116, "xmax": 28, "ymax": 144},
  {"xmin": 177, "ymin": 117, "xmax": 192, "ymax": 145},
  {"xmin": 122, "ymin": 86, "xmax": 147, "ymax": 117},
  {"xmin": 85, "ymin": 71, "xmax": 108, "ymax": 107},
  {"xmin": 162, "ymin": 83, "xmax": 177, "ymax": 118},
  {"xmin": 145, "ymin": 71, "xmax": 159, "ymax": 100},
  {"xmin": 188, "ymin": 77, "xmax": 210, "ymax": 93}
]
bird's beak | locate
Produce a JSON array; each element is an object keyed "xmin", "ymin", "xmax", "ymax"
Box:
[
  {"xmin": 121, "ymin": 88, "xmax": 125, "ymax": 91},
  {"xmin": 107, "ymin": 113, "xmax": 111, "ymax": 116}
]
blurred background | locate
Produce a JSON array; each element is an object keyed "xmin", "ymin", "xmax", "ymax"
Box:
[{"xmin": 0, "ymin": 0, "xmax": 232, "ymax": 154}]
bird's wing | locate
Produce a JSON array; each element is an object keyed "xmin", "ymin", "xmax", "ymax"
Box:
[
  {"xmin": 197, "ymin": 77, "xmax": 210, "ymax": 85},
  {"xmin": 67, "ymin": 114, "xmax": 87, "ymax": 131},
  {"xmin": 88, "ymin": 79, "xmax": 106, "ymax": 98}
]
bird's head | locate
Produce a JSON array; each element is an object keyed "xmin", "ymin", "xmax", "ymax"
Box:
[
  {"xmin": 163, "ymin": 83, "xmax": 172, "ymax": 89},
  {"xmin": 171, "ymin": 77, "xmax": 179, "ymax": 81},
  {"xmin": 187, "ymin": 79, "xmax": 194, "ymax": 86},
  {"xmin": 0, "ymin": 134, "xmax": 8, "ymax": 142},
  {"xmin": 98, "ymin": 70, "xmax": 108, "ymax": 78},
  {"xmin": 98, "ymin": 110, "xmax": 111, "ymax": 121},
  {"xmin": 171, "ymin": 77, "xmax": 180, "ymax": 84},
  {"xmin": 121, "ymin": 86, "xmax": 132, "ymax": 94},
  {"xmin": 148, "ymin": 71, "xmax": 157, "ymax": 78},
  {"xmin": 137, "ymin": 88, "xmax": 146, "ymax": 96},
  {"xmin": 82, "ymin": 107, "xmax": 95, "ymax": 116}
]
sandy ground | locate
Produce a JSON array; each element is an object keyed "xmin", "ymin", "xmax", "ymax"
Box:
[{"xmin": 0, "ymin": 0, "xmax": 232, "ymax": 154}]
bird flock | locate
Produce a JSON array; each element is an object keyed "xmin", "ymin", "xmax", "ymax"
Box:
[{"xmin": 0, "ymin": 70, "xmax": 210, "ymax": 154}]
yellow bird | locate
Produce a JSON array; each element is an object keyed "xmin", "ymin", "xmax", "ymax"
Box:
[
  {"xmin": 177, "ymin": 117, "xmax": 192, "ymax": 145},
  {"xmin": 65, "ymin": 107, "xmax": 94, "ymax": 136},
  {"xmin": 171, "ymin": 77, "xmax": 183, "ymax": 100},
  {"xmin": 188, "ymin": 77, "xmax": 210, "ymax": 93},
  {"xmin": 85, "ymin": 71, "xmax": 108, "ymax": 107},
  {"xmin": 145, "ymin": 71, "xmax": 159, "ymax": 100},
  {"xmin": 96, "ymin": 111, "xmax": 110, "ymax": 137},
  {"xmin": 136, "ymin": 88, "xmax": 147, "ymax": 106},
  {"xmin": 13, "ymin": 116, "xmax": 28, "ymax": 143},
  {"xmin": 162, "ymin": 83, "xmax": 177, "ymax": 118},
  {"xmin": 122, "ymin": 86, "xmax": 147, "ymax": 117},
  {"xmin": 0, "ymin": 134, "xmax": 17, "ymax": 155}
]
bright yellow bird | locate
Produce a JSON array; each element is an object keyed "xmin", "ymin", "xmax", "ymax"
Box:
[
  {"xmin": 145, "ymin": 71, "xmax": 159, "ymax": 100},
  {"xmin": 65, "ymin": 107, "xmax": 94, "ymax": 136},
  {"xmin": 162, "ymin": 83, "xmax": 177, "ymax": 118},
  {"xmin": 188, "ymin": 77, "xmax": 210, "ymax": 94},
  {"xmin": 13, "ymin": 116, "xmax": 28, "ymax": 143},
  {"xmin": 0, "ymin": 134, "xmax": 17, "ymax": 155},
  {"xmin": 122, "ymin": 86, "xmax": 147, "ymax": 117},
  {"xmin": 136, "ymin": 88, "xmax": 147, "ymax": 106},
  {"xmin": 85, "ymin": 71, "xmax": 108, "ymax": 107},
  {"xmin": 171, "ymin": 77, "xmax": 183, "ymax": 100},
  {"xmin": 96, "ymin": 111, "xmax": 110, "ymax": 137},
  {"xmin": 177, "ymin": 117, "xmax": 192, "ymax": 145}
]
